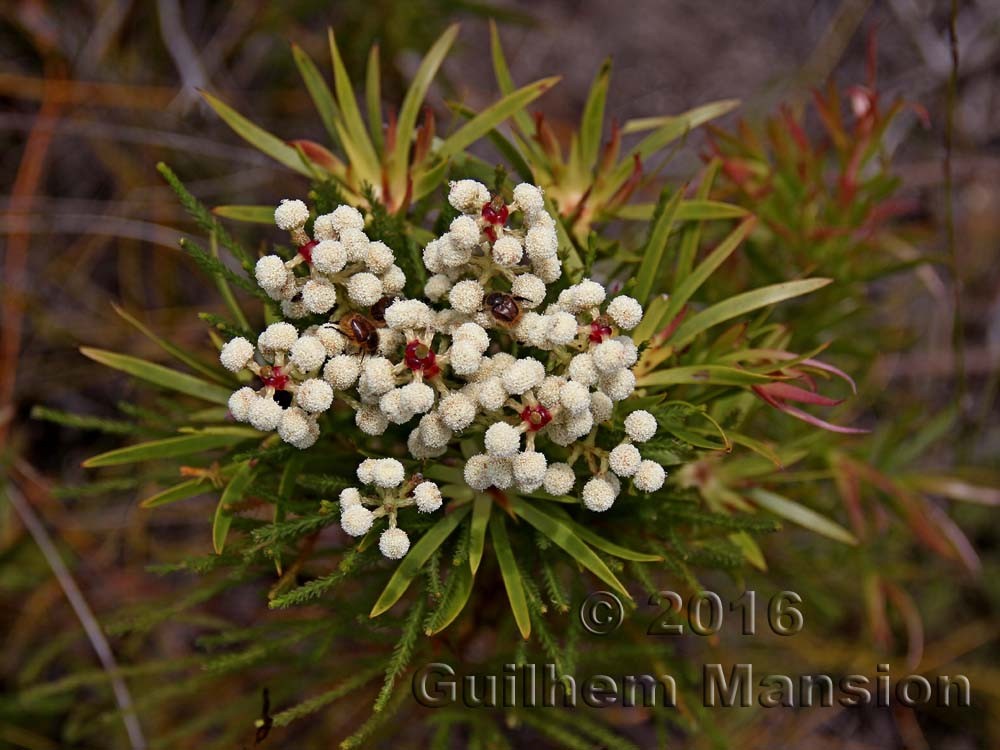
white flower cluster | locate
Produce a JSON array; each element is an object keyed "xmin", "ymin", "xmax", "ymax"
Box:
[
  {"xmin": 221, "ymin": 182, "xmax": 667, "ymax": 526},
  {"xmin": 338, "ymin": 458, "xmax": 443, "ymax": 559}
]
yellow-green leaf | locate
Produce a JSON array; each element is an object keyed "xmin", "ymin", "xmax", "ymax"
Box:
[
  {"xmin": 84, "ymin": 433, "xmax": 250, "ymax": 468},
  {"xmin": 490, "ymin": 515, "xmax": 530, "ymax": 639},
  {"xmin": 469, "ymin": 494, "xmax": 492, "ymax": 574},
  {"xmin": 81, "ymin": 348, "xmax": 234, "ymax": 405},
  {"xmin": 634, "ymin": 186, "xmax": 685, "ymax": 303},
  {"xmin": 214, "ymin": 462, "xmax": 254, "ymax": 554},
  {"xmin": 212, "ymin": 205, "xmax": 273, "ymax": 223},
  {"xmin": 426, "ymin": 564, "xmax": 475, "ymax": 635},
  {"xmin": 748, "ymin": 488, "xmax": 857, "ymax": 545},
  {"xmin": 638, "ymin": 365, "xmax": 774, "ymax": 388}
]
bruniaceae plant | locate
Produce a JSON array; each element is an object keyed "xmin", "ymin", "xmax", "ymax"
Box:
[{"xmin": 41, "ymin": 24, "xmax": 983, "ymax": 750}]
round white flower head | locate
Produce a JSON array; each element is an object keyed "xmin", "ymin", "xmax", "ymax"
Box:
[
  {"xmin": 359, "ymin": 357, "xmax": 396, "ymax": 396},
  {"xmin": 544, "ymin": 463, "xmax": 576, "ymax": 495},
  {"xmin": 512, "ymin": 451, "xmax": 547, "ymax": 490},
  {"xmin": 633, "ymin": 460, "xmax": 666, "ymax": 493},
  {"xmin": 274, "ymin": 199, "xmax": 309, "ymax": 231},
  {"xmin": 449, "ymin": 342, "xmax": 483, "ymax": 377},
  {"xmin": 589, "ymin": 391, "xmax": 614, "ymax": 423},
  {"xmin": 400, "ymin": 382, "xmax": 435, "ymax": 414},
  {"xmin": 418, "ymin": 413, "xmax": 452, "ymax": 448},
  {"xmin": 296, "ymin": 378, "xmax": 334, "ymax": 413},
  {"xmin": 484, "ymin": 421, "xmax": 521, "ymax": 457},
  {"xmin": 488, "ymin": 459, "xmax": 514, "ymax": 489},
  {"xmin": 278, "ymin": 407, "xmax": 313, "ymax": 446},
  {"xmin": 535, "ymin": 375, "xmax": 565, "ymax": 409},
  {"xmin": 454, "ymin": 322, "xmax": 490, "ymax": 352},
  {"xmin": 258, "ymin": 322, "xmax": 298, "ymax": 353},
  {"xmin": 464, "ymin": 454, "xmax": 493, "ymax": 491},
  {"xmin": 565, "ymin": 409, "xmax": 594, "ymax": 440},
  {"xmin": 379, "ymin": 527, "xmax": 410, "ymax": 559},
  {"xmin": 438, "ymin": 392, "xmax": 476, "ymax": 431},
  {"xmin": 515, "ymin": 312, "xmax": 549, "ymax": 348},
  {"xmin": 413, "ymin": 481, "xmax": 443, "ymax": 513},
  {"xmin": 582, "ymin": 477, "xmax": 617, "ymax": 512},
  {"xmin": 449, "ymin": 280, "xmax": 485, "ymax": 315},
  {"xmin": 615, "ymin": 335, "xmax": 639, "ymax": 367},
  {"xmin": 280, "ymin": 297, "xmax": 308, "ymax": 320},
  {"xmin": 379, "ymin": 389, "xmax": 410, "ymax": 425},
  {"xmin": 302, "ymin": 279, "xmax": 338, "ymax": 314},
  {"xmin": 357, "ymin": 458, "xmax": 377, "ymax": 484},
  {"xmin": 248, "ymin": 397, "xmax": 284, "ymax": 431},
  {"xmin": 408, "ymin": 427, "xmax": 445, "ymax": 460},
  {"xmin": 372, "ymin": 458, "xmax": 405, "ymax": 489},
  {"xmin": 364, "ymin": 241, "xmax": 394, "ymax": 274},
  {"xmin": 607, "ymin": 295, "xmax": 643, "ymax": 330},
  {"xmin": 346, "ymin": 272, "xmax": 383, "ymax": 306},
  {"xmin": 424, "ymin": 274, "xmax": 453, "ymax": 302},
  {"xmin": 476, "ymin": 377, "xmax": 506, "ymax": 411},
  {"xmin": 511, "ymin": 273, "xmax": 546, "ymax": 309},
  {"xmin": 559, "ymin": 380, "xmax": 591, "ymax": 415},
  {"xmin": 573, "ymin": 279, "xmax": 606, "ymax": 310},
  {"xmin": 448, "ymin": 179, "xmax": 490, "ymax": 213},
  {"xmin": 384, "ymin": 299, "xmax": 433, "ymax": 331},
  {"xmin": 439, "ymin": 235, "xmax": 471, "ymax": 267},
  {"xmin": 312, "ymin": 213, "xmax": 337, "ymax": 241},
  {"xmin": 340, "ymin": 227, "xmax": 370, "ymax": 262},
  {"xmin": 377, "ymin": 329, "xmax": 404, "ymax": 358},
  {"xmin": 592, "ymin": 339, "xmax": 628, "ymax": 374},
  {"xmin": 609, "ymin": 443, "xmax": 642, "ymax": 477},
  {"xmin": 255, "ymin": 255, "xmax": 289, "ymax": 294},
  {"xmin": 492, "ymin": 235, "xmax": 523, "ymax": 266},
  {"xmin": 533, "ymin": 256, "xmax": 562, "ymax": 284},
  {"xmin": 624, "ymin": 410, "xmax": 658, "ymax": 442},
  {"xmin": 341, "ymin": 504, "xmax": 374, "ymax": 537},
  {"xmin": 311, "ymin": 239, "xmax": 347, "ymax": 274},
  {"xmin": 324, "ymin": 354, "xmax": 361, "ymax": 390},
  {"xmin": 600, "ymin": 368, "xmax": 637, "ymax": 401},
  {"xmin": 220, "ymin": 337, "xmax": 255, "ymax": 372},
  {"xmin": 449, "ymin": 215, "xmax": 481, "ymax": 250},
  {"xmin": 356, "ymin": 404, "xmax": 389, "ymax": 435},
  {"xmin": 422, "ymin": 239, "xmax": 446, "ymax": 274},
  {"xmin": 329, "ymin": 204, "xmax": 365, "ymax": 234},
  {"xmin": 315, "ymin": 324, "xmax": 346, "ymax": 356},
  {"xmin": 512, "ymin": 183, "xmax": 545, "ymax": 215},
  {"xmin": 381, "ymin": 265, "xmax": 407, "ymax": 295},
  {"xmin": 339, "ymin": 487, "xmax": 362, "ymax": 509},
  {"xmin": 501, "ymin": 357, "xmax": 545, "ymax": 395},
  {"xmin": 568, "ymin": 352, "xmax": 599, "ymax": 386},
  {"xmin": 525, "ymin": 225, "xmax": 558, "ymax": 261},
  {"xmin": 547, "ymin": 311, "xmax": 579, "ymax": 346},
  {"xmin": 228, "ymin": 387, "xmax": 257, "ymax": 422},
  {"xmin": 289, "ymin": 336, "xmax": 327, "ymax": 372}
]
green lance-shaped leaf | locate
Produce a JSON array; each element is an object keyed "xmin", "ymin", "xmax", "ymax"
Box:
[
  {"xmin": 81, "ymin": 348, "xmax": 234, "ymax": 405},
  {"xmin": 510, "ymin": 497, "xmax": 631, "ymax": 601},
  {"xmin": 436, "ymin": 77, "xmax": 561, "ymax": 161},
  {"xmin": 84, "ymin": 432, "xmax": 254, "ymax": 468},
  {"xmin": 634, "ymin": 186, "xmax": 685, "ymax": 303},
  {"xmin": 637, "ymin": 365, "xmax": 775, "ymax": 388},
  {"xmin": 748, "ymin": 488, "xmax": 857, "ymax": 545},
  {"xmin": 328, "ymin": 28, "xmax": 380, "ymax": 179},
  {"xmin": 488, "ymin": 20, "xmax": 536, "ymax": 144},
  {"xmin": 213, "ymin": 461, "xmax": 254, "ymax": 554},
  {"xmin": 140, "ymin": 479, "xmax": 211, "ymax": 509},
  {"xmin": 211, "ymin": 205, "xmax": 274, "ymax": 224},
  {"xmin": 469, "ymin": 494, "xmax": 492, "ymax": 574},
  {"xmin": 670, "ymin": 278, "xmax": 833, "ymax": 348},
  {"xmin": 291, "ymin": 42, "xmax": 341, "ymax": 145},
  {"xmin": 200, "ymin": 91, "xmax": 311, "ymax": 177},
  {"xmin": 369, "ymin": 505, "xmax": 472, "ymax": 618},
  {"xmin": 490, "ymin": 515, "xmax": 531, "ymax": 639},
  {"xmin": 365, "ymin": 44, "xmax": 383, "ymax": 151},
  {"xmin": 579, "ymin": 58, "xmax": 611, "ymax": 172},
  {"xmin": 545, "ymin": 506, "xmax": 661, "ymax": 562},
  {"xmin": 425, "ymin": 564, "xmax": 475, "ymax": 635},
  {"xmin": 616, "ymin": 199, "xmax": 749, "ymax": 222}
]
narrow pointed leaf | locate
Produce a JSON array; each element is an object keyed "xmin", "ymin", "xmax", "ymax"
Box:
[
  {"xmin": 140, "ymin": 479, "xmax": 211, "ymax": 509},
  {"xmin": 469, "ymin": 494, "xmax": 492, "ymax": 573},
  {"xmin": 490, "ymin": 515, "xmax": 531, "ymax": 639},
  {"xmin": 84, "ymin": 432, "xmax": 253, "ymax": 468},
  {"xmin": 365, "ymin": 44, "xmax": 383, "ymax": 151},
  {"xmin": 80, "ymin": 348, "xmax": 233, "ymax": 405},
  {"xmin": 634, "ymin": 187, "xmax": 685, "ymax": 302},
  {"xmin": 370, "ymin": 505, "xmax": 471, "ymax": 618},
  {"xmin": 579, "ymin": 59, "xmax": 611, "ymax": 171},
  {"xmin": 616, "ymin": 199, "xmax": 749, "ymax": 222},
  {"xmin": 638, "ymin": 365, "xmax": 774, "ymax": 388},
  {"xmin": 328, "ymin": 28, "xmax": 380, "ymax": 177},
  {"xmin": 488, "ymin": 20, "xmax": 535, "ymax": 138},
  {"xmin": 748, "ymin": 488, "xmax": 857, "ymax": 545},
  {"xmin": 214, "ymin": 462, "xmax": 254, "ymax": 554},
  {"xmin": 546, "ymin": 506, "xmax": 661, "ymax": 561},
  {"xmin": 212, "ymin": 205, "xmax": 274, "ymax": 224},
  {"xmin": 291, "ymin": 42, "xmax": 341, "ymax": 144},
  {"xmin": 426, "ymin": 564, "xmax": 475, "ymax": 635}
]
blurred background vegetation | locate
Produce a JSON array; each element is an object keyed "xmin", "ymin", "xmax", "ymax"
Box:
[{"xmin": 1, "ymin": 0, "xmax": 997, "ymax": 748}]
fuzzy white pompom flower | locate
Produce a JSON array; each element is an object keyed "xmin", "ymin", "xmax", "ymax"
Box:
[
  {"xmin": 289, "ymin": 336, "xmax": 327, "ymax": 372},
  {"xmin": 384, "ymin": 299, "xmax": 433, "ymax": 331},
  {"xmin": 355, "ymin": 404, "xmax": 389, "ymax": 435},
  {"xmin": 582, "ymin": 477, "xmax": 617, "ymax": 512},
  {"xmin": 559, "ymin": 380, "xmax": 591, "ymax": 414},
  {"xmin": 449, "ymin": 341, "xmax": 484, "ymax": 376},
  {"xmin": 379, "ymin": 389, "xmax": 410, "ymax": 425},
  {"xmin": 346, "ymin": 272, "xmax": 383, "ymax": 306},
  {"xmin": 357, "ymin": 458, "xmax": 377, "ymax": 484},
  {"xmin": 438, "ymin": 392, "xmax": 476, "ymax": 431},
  {"xmin": 607, "ymin": 295, "xmax": 643, "ymax": 330},
  {"xmin": 592, "ymin": 339, "xmax": 628, "ymax": 374},
  {"xmin": 438, "ymin": 236, "xmax": 471, "ymax": 267},
  {"xmin": 413, "ymin": 481, "xmax": 443, "ymax": 513},
  {"xmin": 449, "ymin": 215, "xmax": 482, "ymax": 250},
  {"xmin": 492, "ymin": 235, "xmax": 523, "ymax": 266},
  {"xmin": 475, "ymin": 377, "xmax": 507, "ymax": 411},
  {"xmin": 379, "ymin": 527, "xmax": 410, "ymax": 559},
  {"xmin": 228, "ymin": 387, "xmax": 257, "ymax": 422},
  {"xmin": 340, "ymin": 227, "xmax": 370, "ymax": 262},
  {"xmin": 543, "ymin": 463, "xmax": 576, "ymax": 495},
  {"xmin": 422, "ymin": 239, "xmax": 446, "ymax": 274},
  {"xmin": 501, "ymin": 357, "xmax": 545, "ymax": 395},
  {"xmin": 315, "ymin": 324, "xmax": 346, "ymax": 356},
  {"xmin": 278, "ymin": 407, "xmax": 314, "ymax": 447},
  {"xmin": 525, "ymin": 225, "xmax": 558, "ymax": 261},
  {"xmin": 311, "ymin": 240, "xmax": 347, "ymax": 274},
  {"xmin": 515, "ymin": 312, "xmax": 550, "ymax": 348},
  {"xmin": 359, "ymin": 356, "xmax": 396, "ymax": 396},
  {"xmin": 512, "ymin": 183, "xmax": 545, "ymax": 215},
  {"xmin": 533, "ymin": 256, "xmax": 562, "ymax": 284},
  {"xmin": 248, "ymin": 397, "xmax": 284, "ymax": 431},
  {"xmin": 341, "ymin": 504, "xmax": 374, "ymax": 537},
  {"xmin": 381, "ymin": 265, "xmax": 406, "ymax": 295},
  {"xmin": 329, "ymin": 205, "xmax": 365, "ymax": 233},
  {"xmin": 274, "ymin": 199, "xmax": 309, "ymax": 231},
  {"xmin": 448, "ymin": 179, "xmax": 490, "ymax": 213},
  {"xmin": 547, "ymin": 311, "xmax": 579, "ymax": 346},
  {"xmin": 600, "ymin": 368, "xmax": 636, "ymax": 401},
  {"xmin": 512, "ymin": 451, "xmax": 547, "ymax": 490},
  {"xmin": 364, "ymin": 241, "xmax": 394, "ymax": 274},
  {"xmin": 280, "ymin": 297, "xmax": 308, "ymax": 320},
  {"xmin": 568, "ymin": 352, "xmax": 599, "ymax": 386},
  {"xmin": 258, "ymin": 322, "xmax": 298, "ymax": 353},
  {"xmin": 573, "ymin": 279, "xmax": 607, "ymax": 310},
  {"xmin": 255, "ymin": 255, "xmax": 289, "ymax": 294},
  {"xmin": 464, "ymin": 454, "xmax": 493, "ymax": 491},
  {"xmin": 633, "ymin": 460, "xmax": 666, "ymax": 492},
  {"xmin": 339, "ymin": 487, "xmax": 362, "ymax": 509},
  {"xmin": 609, "ymin": 443, "xmax": 642, "ymax": 477},
  {"xmin": 624, "ymin": 410, "xmax": 658, "ymax": 442},
  {"xmin": 296, "ymin": 378, "xmax": 334, "ymax": 413},
  {"xmin": 511, "ymin": 273, "xmax": 546, "ymax": 308},
  {"xmin": 484, "ymin": 421, "xmax": 521, "ymax": 457},
  {"xmin": 220, "ymin": 337, "xmax": 255, "ymax": 373},
  {"xmin": 590, "ymin": 391, "xmax": 614, "ymax": 423},
  {"xmin": 302, "ymin": 280, "xmax": 338, "ymax": 314},
  {"xmin": 312, "ymin": 214, "xmax": 337, "ymax": 241},
  {"xmin": 454, "ymin": 322, "xmax": 490, "ymax": 352},
  {"xmin": 324, "ymin": 354, "xmax": 361, "ymax": 390},
  {"xmin": 614, "ymin": 335, "xmax": 639, "ymax": 367},
  {"xmin": 424, "ymin": 274, "xmax": 453, "ymax": 302},
  {"xmin": 565, "ymin": 409, "xmax": 594, "ymax": 440},
  {"xmin": 417, "ymin": 413, "xmax": 453, "ymax": 449},
  {"xmin": 488, "ymin": 459, "xmax": 515, "ymax": 489},
  {"xmin": 369, "ymin": 458, "xmax": 404, "ymax": 489},
  {"xmin": 400, "ymin": 382, "xmax": 435, "ymax": 414},
  {"xmin": 535, "ymin": 375, "xmax": 565, "ymax": 409},
  {"xmin": 449, "ymin": 280, "xmax": 485, "ymax": 315}
]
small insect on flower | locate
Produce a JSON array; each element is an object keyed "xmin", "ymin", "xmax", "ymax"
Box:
[
  {"xmin": 339, "ymin": 313, "xmax": 380, "ymax": 355},
  {"xmin": 484, "ymin": 292, "xmax": 523, "ymax": 327}
]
